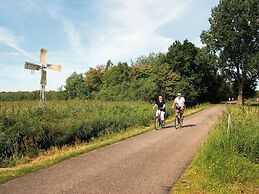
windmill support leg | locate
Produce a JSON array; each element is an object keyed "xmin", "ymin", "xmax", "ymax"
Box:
[{"xmin": 40, "ymin": 85, "xmax": 46, "ymax": 107}]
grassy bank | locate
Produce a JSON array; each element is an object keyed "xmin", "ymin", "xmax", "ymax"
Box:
[
  {"xmin": 0, "ymin": 102, "xmax": 212, "ymax": 184},
  {"xmin": 173, "ymin": 104, "xmax": 259, "ymax": 193}
]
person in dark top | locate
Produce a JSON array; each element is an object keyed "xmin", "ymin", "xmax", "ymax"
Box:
[{"xmin": 153, "ymin": 96, "xmax": 166, "ymax": 123}]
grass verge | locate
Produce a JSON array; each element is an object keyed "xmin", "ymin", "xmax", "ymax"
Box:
[
  {"xmin": 0, "ymin": 103, "xmax": 212, "ymax": 184},
  {"xmin": 173, "ymin": 103, "xmax": 259, "ymax": 193}
]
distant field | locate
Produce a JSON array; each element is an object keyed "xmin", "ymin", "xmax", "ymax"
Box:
[
  {"xmin": 0, "ymin": 100, "xmax": 156, "ymax": 167},
  {"xmin": 173, "ymin": 104, "xmax": 259, "ymax": 193}
]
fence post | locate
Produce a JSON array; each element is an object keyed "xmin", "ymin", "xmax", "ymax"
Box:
[{"xmin": 227, "ymin": 114, "xmax": 231, "ymax": 134}]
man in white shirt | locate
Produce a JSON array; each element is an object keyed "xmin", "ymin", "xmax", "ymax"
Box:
[{"xmin": 172, "ymin": 93, "xmax": 185, "ymax": 115}]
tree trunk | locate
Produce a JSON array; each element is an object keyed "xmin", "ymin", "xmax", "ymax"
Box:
[{"xmin": 237, "ymin": 76, "xmax": 243, "ymax": 105}]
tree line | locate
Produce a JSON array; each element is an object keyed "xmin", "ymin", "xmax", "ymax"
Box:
[
  {"xmin": 1, "ymin": 0, "xmax": 258, "ymax": 105},
  {"xmin": 59, "ymin": 0, "xmax": 259, "ymax": 105},
  {"xmin": 0, "ymin": 91, "xmax": 61, "ymax": 102},
  {"xmin": 63, "ymin": 40, "xmax": 233, "ymax": 106}
]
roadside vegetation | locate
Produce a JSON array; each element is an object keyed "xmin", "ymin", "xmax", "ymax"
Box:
[
  {"xmin": 0, "ymin": 101, "xmax": 211, "ymax": 183},
  {"xmin": 173, "ymin": 104, "xmax": 259, "ymax": 193},
  {"xmin": 0, "ymin": 0, "xmax": 258, "ymax": 188},
  {"xmin": 0, "ymin": 100, "xmax": 154, "ymax": 167}
]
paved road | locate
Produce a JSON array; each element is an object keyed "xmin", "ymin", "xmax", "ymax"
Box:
[{"xmin": 0, "ymin": 104, "xmax": 225, "ymax": 194}]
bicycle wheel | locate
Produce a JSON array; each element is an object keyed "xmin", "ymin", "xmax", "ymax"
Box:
[
  {"xmin": 154, "ymin": 118, "xmax": 159, "ymax": 130},
  {"xmin": 155, "ymin": 117, "xmax": 162, "ymax": 130},
  {"xmin": 156, "ymin": 112, "xmax": 163, "ymax": 130},
  {"xmin": 161, "ymin": 120, "xmax": 165, "ymax": 128},
  {"xmin": 175, "ymin": 115, "xmax": 178, "ymax": 129},
  {"xmin": 158, "ymin": 118, "xmax": 163, "ymax": 130}
]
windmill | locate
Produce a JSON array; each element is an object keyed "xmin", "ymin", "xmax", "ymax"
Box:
[{"xmin": 24, "ymin": 48, "xmax": 62, "ymax": 106}]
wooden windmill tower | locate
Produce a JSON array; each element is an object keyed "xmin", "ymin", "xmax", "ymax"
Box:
[{"xmin": 24, "ymin": 48, "xmax": 62, "ymax": 106}]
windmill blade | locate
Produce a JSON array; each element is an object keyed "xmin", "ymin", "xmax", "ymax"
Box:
[
  {"xmin": 24, "ymin": 62, "xmax": 41, "ymax": 70},
  {"xmin": 47, "ymin": 64, "xmax": 62, "ymax": 71},
  {"xmin": 40, "ymin": 48, "xmax": 47, "ymax": 64}
]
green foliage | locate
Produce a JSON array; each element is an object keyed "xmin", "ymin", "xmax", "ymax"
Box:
[
  {"xmin": 82, "ymin": 45, "xmax": 231, "ymax": 105},
  {"xmin": 201, "ymin": 0, "xmax": 259, "ymax": 103},
  {"xmin": 102, "ymin": 62, "xmax": 131, "ymax": 86},
  {"xmin": 64, "ymin": 72, "xmax": 89, "ymax": 99},
  {"xmin": 2, "ymin": 40, "xmax": 237, "ymax": 104},
  {"xmin": 197, "ymin": 106, "xmax": 259, "ymax": 190},
  {"xmin": 85, "ymin": 66, "xmax": 104, "ymax": 92},
  {"xmin": 166, "ymin": 40, "xmax": 198, "ymax": 77},
  {"xmin": 0, "ymin": 100, "xmax": 154, "ymax": 167},
  {"xmin": 174, "ymin": 105, "xmax": 259, "ymax": 193},
  {"xmin": 166, "ymin": 40, "xmax": 227, "ymax": 105}
]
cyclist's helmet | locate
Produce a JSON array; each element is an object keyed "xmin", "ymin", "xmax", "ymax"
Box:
[{"xmin": 177, "ymin": 93, "xmax": 181, "ymax": 96}]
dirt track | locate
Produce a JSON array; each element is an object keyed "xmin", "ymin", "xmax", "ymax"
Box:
[{"xmin": 0, "ymin": 104, "xmax": 225, "ymax": 194}]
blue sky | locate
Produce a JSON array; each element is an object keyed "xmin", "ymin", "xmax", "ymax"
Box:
[{"xmin": 0, "ymin": 0, "xmax": 220, "ymax": 91}]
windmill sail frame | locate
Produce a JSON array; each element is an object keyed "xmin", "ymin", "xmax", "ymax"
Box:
[
  {"xmin": 25, "ymin": 62, "xmax": 41, "ymax": 70},
  {"xmin": 40, "ymin": 48, "xmax": 47, "ymax": 65},
  {"xmin": 24, "ymin": 48, "xmax": 62, "ymax": 107},
  {"xmin": 47, "ymin": 64, "xmax": 62, "ymax": 71}
]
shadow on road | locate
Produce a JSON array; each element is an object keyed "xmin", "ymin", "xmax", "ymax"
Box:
[
  {"xmin": 161, "ymin": 124, "xmax": 197, "ymax": 129},
  {"xmin": 162, "ymin": 125, "xmax": 174, "ymax": 129},
  {"xmin": 182, "ymin": 124, "xmax": 196, "ymax": 128}
]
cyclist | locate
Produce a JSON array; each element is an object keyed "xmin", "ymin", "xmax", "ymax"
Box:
[
  {"xmin": 153, "ymin": 96, "xmax": 166, "ymax": 125},
  {"xmin": 172, "ymin": 93, "xmax": 185, "ymax": 126}
]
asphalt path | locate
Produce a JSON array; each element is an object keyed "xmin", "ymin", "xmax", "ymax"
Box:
[{"xmin": 0, "ymin": 104, "xmax": 225, "ymax": 194}]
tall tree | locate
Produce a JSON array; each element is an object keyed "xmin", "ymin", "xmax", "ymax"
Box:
[
  {"xmin": 64, "ymin": 72, "xmax": 88, "ymax": 99},
  {"xmin": 201, "ymin": 0, "xmax": 259, "ymax": 104},
  {"xmin": 85, "ymin": 65, "xmax": 104, "ymax": 92},
  {"xmin": 166, "ymin": 40, "xmax": 222, "ymax": 105},
  {"xmin": 102, "ymin": 62, "xmax": 130, "ymax": 86}
]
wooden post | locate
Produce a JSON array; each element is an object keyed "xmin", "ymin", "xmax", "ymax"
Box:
[{"xmin": 227, "ymin": 114, "xmax": 231, "ymax": 134}]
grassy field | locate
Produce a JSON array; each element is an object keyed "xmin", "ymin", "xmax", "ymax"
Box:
[
  {"xmin": 0, "ymin": 100, "xmax": 155, "ymax": 167},
  {"xmin": 0, "ymin": 100, "xmax": 212, "ymax": 183},
  {"xmin": 173, "ymin": 104, "xmax": 259, "ymax": 193}
]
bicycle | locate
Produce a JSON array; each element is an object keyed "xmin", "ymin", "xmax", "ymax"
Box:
[
  {"xmin": 175, "ymin": 108, "xmax": 184, "ymax": 129},
  {"xmin": 154, "ymin": 110, "xmax": 165, "ymax": 130}
]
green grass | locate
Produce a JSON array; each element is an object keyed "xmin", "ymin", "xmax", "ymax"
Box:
[
  {"xmin": 0, "ymin": 102, "xmax": 212, "ymax": 184},
  {"xmin": 173, "ymin": 103, "xmax": 259, "ymax": 193},
  {"xmin": 0, "ymin": 100, "xmax": 154, "ymax": 167}
]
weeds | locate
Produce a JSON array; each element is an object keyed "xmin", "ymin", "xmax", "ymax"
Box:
[
  {"xmin": 0, "ymin": 100, "xmax": 154, "ymax": 167},
  {"xmin": 173, "ymin": 104, "xmax": 259, "ymax": 193}
]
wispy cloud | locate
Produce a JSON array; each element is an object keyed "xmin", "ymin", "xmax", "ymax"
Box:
[
  {"xmin": 84, "ymin": 0, "xmax": 194, "ymax": 64},
  {"xmin": 47, "ymin": 5, "xmax": 88, "ymax": 62},
  {"xmin": 2, "ymin": 0, "xmax": 216, "ymax": 92},
  {"xmin": 46, "ymin": 0, "xmax": 194, "ymax": 66},
  {"xmin": 105, "ymin": 0, "xmax": 193, "ymax": 31},
  {"xmin": 0, "ymin": 26, "xmax": 34, "ymax": 59}
]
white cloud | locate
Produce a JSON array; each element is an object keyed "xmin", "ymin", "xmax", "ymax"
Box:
[
  {"xmin": 0, "ymin": 0, "xmax": 196, "ymax": 91},
  {"xmin": 47, "ymin": 5, "xmax": 89, "ymax": 63},
  {"xmin": 0, "ymin": 27, "xmax": 39, "ymax": 91},
  {"xmin": 85, "ymin": 0, "xmax": 194, "ymax": 63},
  {"xmin": 46, "ymin": 0, "xmax": 194, "ymax": 66},
  {"xmin": 106, "ymin": 0, "xmax": 192, "ymax": 31}
]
